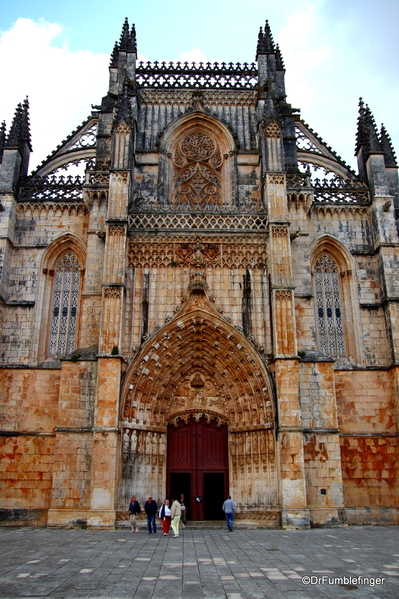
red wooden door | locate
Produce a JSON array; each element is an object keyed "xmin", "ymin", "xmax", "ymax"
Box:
[{"xmin": 167, "ymin": 417, "xmax": 228, "ymax": 520}]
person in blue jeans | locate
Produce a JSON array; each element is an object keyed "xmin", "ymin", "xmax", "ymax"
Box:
[
  {"xmin": 144, "ymin": 496, "xmax": 158, "ymax": 534},
  {"xmin": 222, "ymin": 495, "xmax": 236, "ymax": 532}
]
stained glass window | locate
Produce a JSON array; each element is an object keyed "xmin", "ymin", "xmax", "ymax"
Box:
[
  {"xmin": 314, "ymin": 253, "xmax": 345, "ymax": 357},
  {"xmin": 49, "ymin": 252, "xmax": 81, "ymax": 355}
]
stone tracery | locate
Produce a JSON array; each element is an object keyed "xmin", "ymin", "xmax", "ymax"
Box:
[{"xmin": 172, "ymin": 132, "xmax": 223, "ymax": 208}]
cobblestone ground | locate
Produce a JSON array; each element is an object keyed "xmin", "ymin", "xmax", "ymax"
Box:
[{"xmin": 0, "ymin": 526, "xmax": 398, "ymax": 599}]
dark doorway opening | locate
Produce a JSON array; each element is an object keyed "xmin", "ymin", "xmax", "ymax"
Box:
[
  {"xmin": 167, "ymin": 417, "xmax": 228, "ymax": 520},
  {"xmin": 203, "ymin": 473, "xmax": 225, "ymax": 520},
  {"xmin": 169, "ymin": 472, "xmax": 191, "ymax": 520}
]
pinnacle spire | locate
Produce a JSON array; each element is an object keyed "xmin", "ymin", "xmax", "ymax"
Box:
[
  {"xmin": 264, "ymin": 21, "xmax": 275, "ymax": 52},
  {"xmin": 256, "ymin": 20, "xmax": 275, "ymax": 57},
  {"xmin": 275, "ymin": 45, "xmax": 285, "ymax": 69},
  {"xmin": 365, "ymin": 104, "xmax": 382, "ymax": 153},
  {"xmin": 21, "ymin": 97, "xmax": 32, "ymax": 151},
  {"xmin": 110, "ymin": 42, "xmax": 119, "ymax": 67},
  {"xmin": 129, "ymin": 23, "xmax": 137, "ymax": 53},
  {"xmin": 6, "ymin": 103, "xmax": 23, "ymax": 149},
  {"xmin": 118, "ymin": 18, "xmax": 137, "ymax": 53},
  {"xmin": 380, "ymin": 124, "xmax": 398, "ymax": 168},
  {"xmin": 119, "ymin": 18, "xmax": 130, "ymax": 51},
  {"xmin": 4, "ymin": 98, "xmax": 32, "ymax": 153},
  {"xmin": 355, "ymin": 98, "xmax": 382, "ymax": 157}
]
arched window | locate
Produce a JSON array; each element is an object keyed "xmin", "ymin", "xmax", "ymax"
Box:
[
  {"xmin": 49, "ymin": 252, "xmax": 81, "ymax": 355},
  {"xmin": 314, "ymin": 253, "xmax": 345, "ymax": 357},
  {"xmin": 172, "ymin": 132, "xmax": 223, "ymax": 208}
]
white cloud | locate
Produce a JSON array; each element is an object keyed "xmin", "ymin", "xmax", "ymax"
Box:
[
  {"xmin": 0, "ymin": 18, "xmax": 109, "ymax": 172},
  {"xmin": 277, "ymin": 6, "xmax": 328, "ymax": 110},
  {"xmin": 176, "ymin": 49, "xmax": 208, "ymax": 64}
]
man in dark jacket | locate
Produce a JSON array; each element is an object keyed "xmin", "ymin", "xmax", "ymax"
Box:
[
  {"xmin": 144, "ymin": 496, "xmax": 158, "ymax": 534},
  {"xmin": 128, "ymin": 495, "xmax": 141, "ymax": 533}
]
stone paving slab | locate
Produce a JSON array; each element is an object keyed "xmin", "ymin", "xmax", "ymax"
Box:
[{"xmin": 0, "ymin": 526, "xmax": 398, "ymax": 598}]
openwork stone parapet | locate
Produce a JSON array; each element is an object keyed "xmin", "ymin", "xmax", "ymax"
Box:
[
  {"xmin": 18, "ymin": 175, "xmax": 84, "ymax": 202},
  {"xmin": 127, "ymin": 212, "xmax": 267, "ymax": 231},
  {"xmin": 136, "ymin": 61, "xmax": 258, "ymax": 89},
  {"xmin": 140, "ymin": 89, "xmax": 256, "ymax": 107}
]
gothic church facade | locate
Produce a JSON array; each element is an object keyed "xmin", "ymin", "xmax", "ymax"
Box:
[{"xmin": 0, "ymin": 19, "xmax": 398, "ymax": 528}]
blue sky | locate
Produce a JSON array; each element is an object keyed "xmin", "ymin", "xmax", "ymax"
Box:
[{"xmin": 0, "ymin": 0, "xmax": 398, "ymax": 173}]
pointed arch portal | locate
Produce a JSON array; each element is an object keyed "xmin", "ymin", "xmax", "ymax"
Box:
[{"xmin": 119, "ymin": 292, "xmax": 278, "ymax": 519}]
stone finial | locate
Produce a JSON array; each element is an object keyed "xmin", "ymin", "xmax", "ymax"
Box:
[
  {"xmin": 380, "ymin": 124, "xmax": 398, "ymax": 168},
  {"xmin": 0, "ymin": 120, "xmax": 6, "ymax": 163}
]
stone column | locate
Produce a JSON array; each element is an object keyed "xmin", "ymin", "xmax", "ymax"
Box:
[
  {"xmin": 266, "ymin": 173, "xmax": 310, "ymax": 528},
  {"xmin": 88, "ymin": 356, "xmax": 122, "ymax": 527}
]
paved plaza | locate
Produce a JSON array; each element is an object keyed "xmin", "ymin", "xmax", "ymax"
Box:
[{"xmin": 0, "ymin": 525, "xmax": 398, "ymax": 599}]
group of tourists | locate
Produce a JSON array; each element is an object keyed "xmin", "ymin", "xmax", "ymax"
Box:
[
  {"xmin": 128, "ymin": 493, "xmax": 236, "ymax": 535},
  {"xmin": 128, "ymin": 494, "xmax": 187, "ymax": 538}
]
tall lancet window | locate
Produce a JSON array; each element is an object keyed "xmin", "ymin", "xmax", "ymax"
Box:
[
  {"xmin": 49, "ymin": 252, "xmax": 81, "ymax": 355},
  {"xmin": 314, "ymin": 253, "xmax": 345, "ymax": 357}
]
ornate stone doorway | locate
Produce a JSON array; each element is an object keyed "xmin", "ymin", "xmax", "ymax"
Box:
[
  {"xmin": 167, "ymin": 417, "xmax": 228, "ymax": 520},
  {"xmin": 119, "ymin": 292, "xmax": 279, "ymax": 522}
]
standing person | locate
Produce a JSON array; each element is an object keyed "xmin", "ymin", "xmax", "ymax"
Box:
[
  {"xmin": 179, "ymin": 493, "xmax": 187, "ymax": 524},
  {"xmin": 144, "ymin": 496, "xmax": 158, "ymax": 534},
  {"xmin": 159, "ymin": 499, "xmax": 171, "ymax": 536},
  {"xmin": 128, "ymin": 495, "xmax": 141, "ymax": 533},
  {"xmin": 170, "ymin": 497, "xmax": 182, "ymax": 538},
  {"xmin": 222, "ymin": 495, "xmax": 236, "ymax": 532}
]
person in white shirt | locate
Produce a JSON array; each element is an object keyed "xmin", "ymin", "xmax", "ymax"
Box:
[{"xmin": 158, "ymin": 499, "xmax": 171, "ymax": 536}]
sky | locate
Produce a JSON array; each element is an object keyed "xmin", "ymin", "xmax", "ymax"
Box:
[{"xmin": 0, "ymin": 0, "xmax": 398, "ymax": 174}]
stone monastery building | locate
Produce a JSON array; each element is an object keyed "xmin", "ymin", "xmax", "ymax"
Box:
[{"xmin": 0, "ymin": 19, "xmax": 398, "ymax": 529}]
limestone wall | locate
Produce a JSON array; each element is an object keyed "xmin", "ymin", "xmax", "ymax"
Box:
[
  {"xmin": 121, "ymin": 264, "xmax": 271, "ymax": 355},
  {"xmin": 335, "ymin": 370, "xmax": 399, "ymax": 519},
  {"xmin": 0, "ymin": 368, "xmax": 60, "ymax": 523}
]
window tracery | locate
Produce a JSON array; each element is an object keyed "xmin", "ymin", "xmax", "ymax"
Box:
[
  {"xmin": 49, "ymin": 252, "xmax": 81, "ymax": 355},
  {"xmin": 172, "ymin": 132, "xmax": 223, "ymax": 208},
  {"xmin": 314, "ymin": 253, "xmax": 345, "ymax": 358}
]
